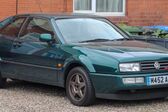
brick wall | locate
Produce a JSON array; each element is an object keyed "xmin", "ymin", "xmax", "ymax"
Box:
[
  {"xmin": 0, "ymin": 0, "xmax": 168, "ymax": 26},
  {"xmin": 0, "ymin": 0, "xmax": 73, "ymax": 20},
  {"xmin": 0, "ymin": 1, "xmax": 16, "ymax": 20},
  {"xmin": 129, "ymin": 0, "xmax": 168, "ymax": 26},
  {"xmin": 109, "ymin": 0, "xmax": 168, "ymax": 26},
  {"xmin": 17, "ymin": 0, "xmax": 72, "ymax": 14}
]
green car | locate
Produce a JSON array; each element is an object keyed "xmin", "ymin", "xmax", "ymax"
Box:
[{"xmin": 0, "ymin": 14, "xmax": 168, "ymax": 106}]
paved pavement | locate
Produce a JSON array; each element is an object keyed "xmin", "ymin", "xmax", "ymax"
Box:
[{"xmin": 0, "ymin": 80, "xmax": 167, "ymax": 112}]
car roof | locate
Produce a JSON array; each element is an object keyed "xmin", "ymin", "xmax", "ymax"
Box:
[{"xmin": 15, "ymin": 13, "xmax": 103, "ymax": 19}]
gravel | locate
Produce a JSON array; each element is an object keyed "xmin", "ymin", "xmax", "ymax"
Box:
[{"xmin": 0, "ymin": 80, "xmax": 168, "ymax": 112}]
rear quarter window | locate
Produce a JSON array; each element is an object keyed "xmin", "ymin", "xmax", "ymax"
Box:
[
  {"xmin": 0, "ymin": 17, "xmax": 13, "ymax": 29},
  {"xmin": 0, "ymin": 17, "xmax": 26, "ymax": 38}
]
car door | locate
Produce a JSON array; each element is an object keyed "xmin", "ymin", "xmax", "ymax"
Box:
[
  {"xmin": 0, "ymin": 17, "xmax": 27, "ymax": 77},
  {"xmin": 8, "ymin": 17, "xmax": 60, "ymax": 85}
]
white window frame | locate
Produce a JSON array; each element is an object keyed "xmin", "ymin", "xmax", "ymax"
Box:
[{"xmin": 73, "ymin": 0, "xmax": 126, "ymax": 16}]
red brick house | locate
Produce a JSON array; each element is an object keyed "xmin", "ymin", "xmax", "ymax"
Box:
[{"xmin": 0, "ymin": 0, "xmax": 168, "ymax": 26}]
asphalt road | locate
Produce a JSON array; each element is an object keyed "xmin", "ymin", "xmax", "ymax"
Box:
[{"xmin": 0, "ymin": 80, "xmax": 168, "ymax": 112}]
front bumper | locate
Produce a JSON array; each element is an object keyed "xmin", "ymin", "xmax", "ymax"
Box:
[{"xmin": 90, "ymin": 72, "xmax": 168, "ymax": 100}]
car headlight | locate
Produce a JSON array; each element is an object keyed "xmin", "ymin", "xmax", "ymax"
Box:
[{"xmin": 119, "ymin": 63, "xmax": 140, "ymax": 72}]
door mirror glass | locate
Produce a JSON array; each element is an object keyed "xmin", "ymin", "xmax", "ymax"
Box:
[{"xmin": 40, "ymin": 34, "xmax": 52, "ymax": 42}]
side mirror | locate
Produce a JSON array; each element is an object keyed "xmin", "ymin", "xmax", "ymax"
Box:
[{"xmin": 40, "ymin": 34, "xmax": 52, "ymax": 42}]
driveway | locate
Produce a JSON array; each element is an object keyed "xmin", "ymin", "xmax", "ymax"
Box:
[{"xmin": 0, "ymin": 80, "xmax": 167, "ymax": 112}]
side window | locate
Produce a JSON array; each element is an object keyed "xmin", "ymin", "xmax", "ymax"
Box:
[
  {"xmin": 0, "ymin": 17, "xmax": 13, "ymax": 29},
  {"xmin": 0, "ymin": 17, "xmax": 25, "ymax": 38},
  {"xmin": 20, "ymin": 18, "xmax": 55, "ymax": 42}
]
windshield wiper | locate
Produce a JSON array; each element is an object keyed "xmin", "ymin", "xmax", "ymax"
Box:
[
  {"xmin": 111, "ymin": 38, "xmax": 131, "ymax": 41},
  {"xmin": 79, "ymin": 38, "xmax": 130, "ymax": 43},
  {"xmin": 79, "ymin": 39, "xmax": 113, "ymax": 43}
]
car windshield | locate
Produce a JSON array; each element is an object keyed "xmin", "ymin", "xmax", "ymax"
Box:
[{"xmin": 55, "ymin": 18, "xmax": 126, "ymax": 43}]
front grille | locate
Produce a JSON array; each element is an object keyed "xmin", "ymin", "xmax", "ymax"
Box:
[{"xmin": 141, "ymin": 61, "xmax": 168, "ymax": 71}]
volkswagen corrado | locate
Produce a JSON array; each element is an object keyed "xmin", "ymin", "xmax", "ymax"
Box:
[{"xmin": 0, "ymin": 14, "xmax": 168, "ymax": 106}]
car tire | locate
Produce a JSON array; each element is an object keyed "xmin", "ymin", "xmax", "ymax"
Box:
[
  {"xmin": 66, "ymin": 67, "xmax": 95, "ymax": 106},
  {"xmin": 0, "ymin": 73, "xmax": 6, "ymax": 88}
]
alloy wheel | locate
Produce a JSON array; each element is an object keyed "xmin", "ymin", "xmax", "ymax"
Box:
[{"xmin": 68, "ymin": 73, "xmax": 86, "ymax": 101}]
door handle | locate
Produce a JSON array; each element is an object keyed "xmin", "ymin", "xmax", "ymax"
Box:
[{"xmin": 13, "ymin": 41, "xmax": 22, "ymax": 48}]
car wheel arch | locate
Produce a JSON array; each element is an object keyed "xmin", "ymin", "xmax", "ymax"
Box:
[{"xmin": 63, "ymin": 61, "xmax": 93, "ymax": 88}]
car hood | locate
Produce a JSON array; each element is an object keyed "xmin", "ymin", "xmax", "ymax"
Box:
[{"xmin": 72, "ymin": 40, "xmax": 168, "ymax": 62}]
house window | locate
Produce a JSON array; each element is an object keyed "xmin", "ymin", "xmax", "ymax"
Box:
[
  {"xmin": 74, "ymin": 0, "xmax": 92, "ymax": 11},
  {"xmin": 73, "ymin": 0, "xmax": 126, "ymax": 16}
]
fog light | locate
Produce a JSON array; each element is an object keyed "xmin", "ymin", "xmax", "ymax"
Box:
[
  {"xmin": 123, "ymin": 77, "xmax": 144, "ymax": 84},
  {"xmin": 135, "ymin": 77, "xmax": 144, "ymax": 83}
]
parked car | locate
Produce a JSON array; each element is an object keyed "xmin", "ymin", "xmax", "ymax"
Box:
[{"xmin": 1, "ymin": 14, "xmax": 168, "ymax": 106}]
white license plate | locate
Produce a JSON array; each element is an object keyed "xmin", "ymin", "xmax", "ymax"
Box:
[{"xmin": 147, "ymin": 75, "xmax": 168, "ymax": 86}]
